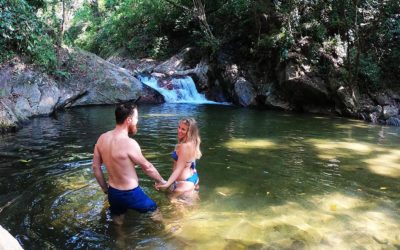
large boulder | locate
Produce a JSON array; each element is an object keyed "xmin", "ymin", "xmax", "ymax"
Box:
[
  {"xmin": 0, "ymin": 48, "xmax": 148, "ymax": 132},
  {"xmin": 233, "ymin": 77, "xmax": 257, "ymax": 107},
  {"xmin": 60, "ymin": 48, "xmax": 143, "ymax": 106},
  {"xmin": 276, "ymin": 52, "xmax": 333, "ymax": 113},
  {"xmin": 0, "ymin": 58, "xmax": 65, "ymax": 131},
  {"xmin": 10, "ymin": 72, "xmax": 61, "ymax": 115},
  {"xmin": 334, "ymin": 86, "xmax": 358, "ymax": 116}
]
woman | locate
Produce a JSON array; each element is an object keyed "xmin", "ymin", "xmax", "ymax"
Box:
[{"xmin": 156, "ymin": 118, "xmax": 201, "ymax": 199}]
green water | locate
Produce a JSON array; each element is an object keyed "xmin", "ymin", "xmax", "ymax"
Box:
[{"xmin": 0, "ymin": 104, "xmax": 399, "ymax": 249}]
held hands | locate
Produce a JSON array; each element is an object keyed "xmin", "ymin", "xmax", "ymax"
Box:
[{"xmin": 155, "ymin": 179, "xmax": 169, "ymax": 191}]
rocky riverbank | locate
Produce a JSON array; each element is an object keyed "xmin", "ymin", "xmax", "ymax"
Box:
[
  {"xmin": 110, "ymin": 45, "xmax": 400, "ymax": 127},
  {"xmin": 1, "ymin": 44, "xmax": 399, "ymax": 133},
  {"xmin": 0, "ymin": 47, "xmax": 162, "ymax": 133}
]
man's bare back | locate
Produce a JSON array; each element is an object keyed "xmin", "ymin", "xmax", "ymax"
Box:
[
  {"xmin": 92, "ymin": 103, "xmax": 165, "ymax": 216},
  {"xmin": 94, "ymin": 130, "xmax": 142, "ymax": 190}
]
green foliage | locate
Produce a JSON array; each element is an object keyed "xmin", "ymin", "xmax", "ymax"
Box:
[
  {"xmin": 61, "ymin": 0, "xmax": 400, "ymax": 93},
  {"xmin": 54, "ymin": 69, "xmax": 71, "ymax": 80},
  {"xmin": 30, "ymin": 34, "xmax": 57, "ymax": 70},
  {"xmin": 26, "ymin": 0, "xmax": 46, "ymax": 9},
  {"xmin": 301, "ymin": 21, "xmax": 327, "ymax": 43},
  {"xmin": 66, "ymin": 0, "xmax": 181, "ymax": 58},
  {"xmin": 377, "ymin": 13, "xmax": 400, "ymax": 86},
  {"xmin": 0, "ymin": 0, "xmax": 56, "ymax": 71},
  {"xmin": 256, "ymin": 26, "xmax": 294, "ymax": 62},
  {"xmin": 359, "ymin": 54, "xmax": 382, "ymax": 90},
  {"xmin": 67, "ymin": 0, "xmax": 256, "ymax": 58}
]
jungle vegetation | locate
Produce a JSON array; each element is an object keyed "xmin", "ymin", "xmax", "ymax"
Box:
[{"xmin": 1, "ymin": 0, "xmax": 399, "ymax": 91}]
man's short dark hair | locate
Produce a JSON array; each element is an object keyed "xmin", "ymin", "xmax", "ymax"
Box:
[{"xmin": 115, "ymin": 102, "xmax": 137, "ymax": 124}]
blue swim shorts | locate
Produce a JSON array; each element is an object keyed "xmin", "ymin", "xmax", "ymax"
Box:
[{"xmin": 108, "ymin": 185, "xmax": 157, "ymax": 215}]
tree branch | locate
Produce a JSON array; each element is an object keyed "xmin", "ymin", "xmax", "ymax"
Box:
[{"xmin": 163, "ymin": 0, "xmax": 191, "ymax": 11}]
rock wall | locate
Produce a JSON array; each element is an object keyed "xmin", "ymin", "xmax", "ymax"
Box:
[{"xmin": 205, "ymin": 39, "xmax": 400, "ymax": 126}]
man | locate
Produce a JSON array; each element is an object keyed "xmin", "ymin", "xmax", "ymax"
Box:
[{"xmin": 92, "ymin": 102, "xmax": 165, "ymax": 223}]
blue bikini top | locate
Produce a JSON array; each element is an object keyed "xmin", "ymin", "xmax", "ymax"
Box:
[{"xmin": 171, "ymin": 151, "xmax": 196, "ymax": 169}]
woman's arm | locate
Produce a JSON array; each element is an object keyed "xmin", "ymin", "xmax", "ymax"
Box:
[{"xmin": 156, "ymin": 143, "xmax": 191, "ymax": 190}]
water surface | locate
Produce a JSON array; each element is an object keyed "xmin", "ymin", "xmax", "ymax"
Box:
[{"xmin": 0, "ymin": 104, "xmax": 399, "ymax": 249}]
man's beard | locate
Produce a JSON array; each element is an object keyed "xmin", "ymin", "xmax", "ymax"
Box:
[{"xmin": 128, "ymin": 124, "xmax": 137, "ymax": 135}]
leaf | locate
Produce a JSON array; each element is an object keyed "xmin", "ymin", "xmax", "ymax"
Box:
[
  {"xmin": 19, "ymin": 159, "xmax": 32, "ymax": 163},
  {"xmin": 7, "ymin": 25, "xmax": 14, "ymax": 31}
]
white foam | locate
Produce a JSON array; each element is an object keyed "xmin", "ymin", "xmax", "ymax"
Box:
[{"xmin": 139, "ymin": 75, "xmax": 218, "ymax": 104}]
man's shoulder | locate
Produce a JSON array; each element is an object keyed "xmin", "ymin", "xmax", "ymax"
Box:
[
  {"xmin": 97, "ymin": 130, "xmax": 112, "ymax": 142},
  {"xmin": 119, "ymin": 136, "xmax": 139, "ymax": 147},
  {"xmin": 129, "ymin": 137, "xmax": 140, "ymax": 147}
]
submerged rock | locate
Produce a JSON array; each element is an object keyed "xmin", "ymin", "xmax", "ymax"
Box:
[{"xmin": 386, "ymin": 116, "xmax": 400, "ymax": 126}]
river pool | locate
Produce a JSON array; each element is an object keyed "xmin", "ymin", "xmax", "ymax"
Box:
[{"xmin": 0, "ymin": 104, "xmax": 399, "ymax": 249}]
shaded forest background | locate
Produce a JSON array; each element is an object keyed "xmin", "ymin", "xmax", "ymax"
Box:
[{"xmin": 1, "ymin": 0, "xmax": 399, "ymax": 93}]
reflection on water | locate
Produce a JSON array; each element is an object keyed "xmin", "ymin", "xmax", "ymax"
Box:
[{"xmin": 0, "ymin": 104, "xmax": 400, "ymax": 249}]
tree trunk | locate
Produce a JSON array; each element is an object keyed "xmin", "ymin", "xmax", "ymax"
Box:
[
  {"xmin": 56, "ymin": 0, "xmax": 66, "ymax": 68},
  {"xmin": 352, "ymin": 0, "xmax": 360, "ymax": 88},
  {"xmin": 192, "ymin": 0, "xmax": 217, "ymax": 46}
]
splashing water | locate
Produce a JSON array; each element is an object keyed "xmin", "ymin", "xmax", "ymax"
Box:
[{"xmin": 139, "ymin": 75, "xmax": 217, "ymax": 104}]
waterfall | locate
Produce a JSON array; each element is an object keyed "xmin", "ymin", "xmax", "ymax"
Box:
[{"xmin": 138, "ymin": 75, "xmax": 216, "ymax": 104}]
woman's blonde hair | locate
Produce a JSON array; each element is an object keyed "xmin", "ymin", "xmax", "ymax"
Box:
[{"xmin": 179, "ymin": 118, "xmax": 202, "ymax": 159}]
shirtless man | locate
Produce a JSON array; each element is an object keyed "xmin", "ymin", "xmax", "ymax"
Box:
[{"xmin": 92, "ymin": 102, "xmax": 165, "ymax": 222}]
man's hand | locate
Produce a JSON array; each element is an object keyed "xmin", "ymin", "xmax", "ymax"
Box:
[
  {"xmin": 155, "ymin": 180, "xmax": 168, "ymax": 191},
  {"xmin": 102, "ymin": 183, "xmax": 109, "ymax": 194}
]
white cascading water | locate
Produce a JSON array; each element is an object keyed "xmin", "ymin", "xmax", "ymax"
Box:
[{"xmin": 139, "ymin": 75, "xmax": 216, "ymax": 104}]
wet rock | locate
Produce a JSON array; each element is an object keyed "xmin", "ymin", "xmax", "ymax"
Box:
[
  {"xmin": 153, "ymin": 50, "xmax": 188, "ymax": 74},
  {"xmin": 386, "ymin": 116, "xmax": 400, "ymax": 126},
  {"xmin": 0, "ymin": 225, "xmax": 23, "ymax": 250},
  {"xmin": 369, "ymin": 112, "xmax": 381, "ymax": 124},
  {"xmin": 371, "ymin": 92, "xmax": 391, "ymax": 106},
  {"xmin": 151, "ymin": 72, "xmax": 166, "ymax": 78},
  {"xmin": 14, "ymin": 96, "xmax": 32, "ymax": 120},
  {"xmin": 265, "ymin": 92, "xmax": 292, "ymax": 110},
  {"xmin": 0, "ymin": 98, "xmax": 20, "ymax": 132},
  {"xmin": 233, "ymin": 77, "xmax": 256, "ymax": 107},
  {"xmin": 107, "ymin": 57, "xmax": 159, "ymax": 75},
  {"xmin": 205, "ymin": 83, "xmax": 229, "ymax": 103},
  {"xmin": 136, "ymin": 85, "xmax": 165, "ymax": 104},
  {"xmin": 153, "ymin": 50, "xmax": 209, "ymax": 91},
  {"xmin": 382, "ymin": 105, "xmax": 399, "ymax": 120},
  {"xmin": 335, "ymin": 86, "xmax": 357, "ymax": 116}
]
